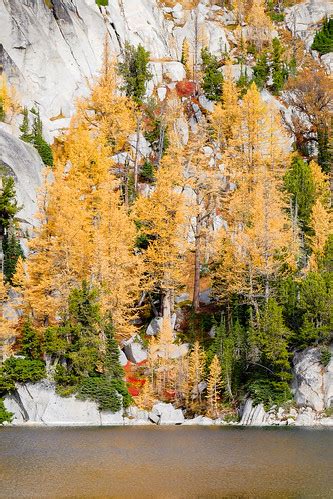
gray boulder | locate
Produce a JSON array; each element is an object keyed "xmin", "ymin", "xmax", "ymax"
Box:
[
  {"xmin": 292, "ymin": 344, "xmax": 333, "ymax": 412},
  {"xmin": 123, "ymin": 334, "xmax": 148, "ymax": 364},
  {"xmin": 240, "ymin": 399, "xmax": 268, "ymax": 426},
  {"xmin": 149, "ymin": 402, "xmax": 184, "ymax": 425},
  {"xmin": 146, "ymin": 317, "xmax": 163, "ymax": 336},
  {"xmin": 295, "ymin": 408, "xmax": 315, "ymax": 426}
]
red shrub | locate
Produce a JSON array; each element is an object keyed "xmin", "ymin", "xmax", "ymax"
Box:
[{"xmin": 176, "ymin": 80, "xmax": 196, "ymax": 98}]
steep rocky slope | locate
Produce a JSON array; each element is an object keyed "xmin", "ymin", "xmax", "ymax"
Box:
[
  {"xmin": 0, "ymin": 0, "xmax": 230, "ymax": 137},
  {"xmin": 0, "ymin": 0, "xmax": 332, "ymax": 426}
]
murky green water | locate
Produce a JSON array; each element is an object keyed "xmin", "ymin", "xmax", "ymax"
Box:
[{"xmin": 1, "ymin": 426, "xmax": 332, "ymax": 498}]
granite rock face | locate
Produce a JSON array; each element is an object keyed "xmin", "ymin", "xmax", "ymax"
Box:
[
  {"xmin": 0, "ymin": 0, "xmax": 230, "ymax": 137},
  {"xmin": 0, "ymin": 126, "xmax": 43, "ymax": 228},
  {"xmin": 292, "ymin": 344, "xmax": 333, "ymax": 412},
  {"xmin": 285, "ymin": 1, "xmax": 333, "ymax": 43},
  {"xmin": 4, "ymin": 381, "xmax": 124, "ymax": 426}
]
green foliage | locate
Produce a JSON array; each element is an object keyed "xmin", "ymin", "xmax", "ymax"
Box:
[
  {"xmin": 237, "ymin": 67, "xmax": 251, "ymax": 97},
  {"xmin": 248, "ymin": 378, "xmax": 292, "ymax": 411},
  {"xmin": 44, "ymin": 326, "xmax": 70, "ymax": 357},
  {"xmin": 43, "ymin": 284, "xmax": 131, "ymax": 411},
  {"xmin": 312, "ymin": 17, "xmax": 333, "ymax": 55},
  {"xmin": 0, "ymin": 98, "xmax": 5, "ymax": 122},
  {"xmin": 317, "ymin": 126, "xmax": 332, "ymax": 174},
  {"xmin": 253, "ymin": 51, "xmax": 269, "ymax": 89},
  {"xmin": 0, "ymin": 398, "xmax": 13, "ymax": 425},
  {"xmin": 144, "ymin": 117, "xmax": 169, "ymax": 160},
  {"xmin": 140, "ymin": 160, "xmax": 155, "ymax": 181},
  {"xmin": 3, "ymin": 232, "xmax": 24, "ymax": 283},
  {"xmin": 320, "ymin": 347, "xmax": 331, "ymax": 367},
  {"xmin": 118, "ymin": 43, "xmax": 152, "ymax": 103},
  {"xmin": 0, "ymin": 357, "xmax": 46, "ymax": 395},
  {"xmin": 200, "ymin": 48, "xmax": 223, "ymax": 101},
  {"xmin": 19, "ymin": 108, "xmax": 53, "ymax": 166},
  {"xmin": 207, "ymin": 314, "xmax": 247, "ymax": 400},
  {"xmin": 271, "ymin": 38, "xmax": 288, "ymax": 94},
  {"xmin": 0, "ymin": 176, "xmax": 20, "ymax": 230},
  {"xmin": 284, "ymin": 155, "xmax": 315, "ymax": 231},
  {"xmin": 31, "ymin": 109, "xmax": 53, "ymax": 166},
  {"xmin": 19, "ymin": 320, "xmax": 42, "ymax": 360},
  {"xmin": 324, "ymin": 406, "xmax": 333, "ymax": 417},
  {"xmin": 254, "ymin": 299, "xmax": 291, "ymax": 381},
  {"xmin": 19, "ymin": 107, "xmax": 30, "ymax": 142},
  {"xmin": 77, "ymin": 376, "xmax": 123, "ymax": 412},
  {"xmin": 298, "ymin": 272, "xmax": 332, "ymax": 347},
  {"xmin": 95, "ymin": 0, "xmax": 108, "ymax": 5},
  {"xmin": 267, "ymin": 1, "xmax": 285, "ymax": 22},
  {"xmin": 103, "ymin": 321, "xmax": 125, "ymax": 380}
]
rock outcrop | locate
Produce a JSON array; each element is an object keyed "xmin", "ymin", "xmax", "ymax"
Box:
[
  {"xmin": 4, "ymin": 381, "xmax": 124, "ymax": 426},
  {"xmin": 285, "ymin": 0, "xmax": 333, "ymax": 49},
  {"xmin": 0, "ymin": 0, "xmax": 230, "ymax": 137},
  {"xmin": 292, "ymin": 344, "xmax": 333, "ymax": 412},
  {"xmin": 239, "ymin": 344, "xmax": 333, "ymax": 426},
  {"xmin": 0, "ymin": 125, "xmax": 43, "ymax": 229},
  {"xmin": 149, "ymin": 402, "xmax": 184, "ymax": 425},
  {"xmin": 285, "ymin": 0, "xmax": 333, "ymax": 73}
]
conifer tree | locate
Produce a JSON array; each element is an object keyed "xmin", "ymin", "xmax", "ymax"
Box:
[
  {"xmin": 118, "ymin": 42, "xmax": 152, "ymax": 104},
  {"xmin": 271, "ymin": 37, "xmax": 287, "ymax": 94},
  {"xmin": 3, "ymin": 233, "xmax": 24, "ymax": 284},
  {"xmin": 103, "ymin": 320, "xmax": 124, "ymax": 380},
  {"xmin": 200, "ymin": 48, "xmax": 223, "ymax": 101},
  {"xmin": 308, "ymin": 199, "xmax": 332, "ymax": 271},
  {"xmin": 19, "ymin": 107, "xmax": 31, "ymax": 142},
  {"xmin": 134, "ymin": 137, "xmax": 187, "ymax": 325},
  {"xmin": 246, "ymin": 0, "xmax": 273, "ymax": 51},
  {"xmin": 284, "ymin": 156, "xmax": 315, "ymax": 232},
  {"xmin": 0, "ymin": 176, "xmax": 20, "ymax": 229},
  {"xmin": 312, "ymin": 17, "xmax": 333, "ymax": 55},
  {"xmin": 211, "ymin": 60, "xmax": 241, "ymax": 150},
  {"xmin": 215, "ymin": 83, "xmax": 298, "ymax": 310},
  {"xmin": 253, "ymin": 50, "xmax": 270, "ymax": 89},
  {"xmin": 181, "ymin": 38, "xmax": 191, "ymax": 78},
  {"xmin": 19, "ymin": 320, "xmax": 42, "ymax": 360},
  {"xmin": 185, "ymin": 129, "xmax": 220, "ymax": 312},
  {"xmin": 206, "ymin": 354, "xmax": 222, "ymax": 418},
  {"xmin": 30, "ymin": 108, "xmax": 54, "ymax": 166},
  {"xmin": 136, "ymin": 377, "xmax": 155, "ymax": 410},
  {"xmin": 188, "ymin": 341, "xmax": 206, "ymax": 407}
]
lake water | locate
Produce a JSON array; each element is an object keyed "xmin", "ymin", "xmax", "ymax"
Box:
[{"xmin": 1, "ymin": 426, "xmax": 333, "ymax": 498}]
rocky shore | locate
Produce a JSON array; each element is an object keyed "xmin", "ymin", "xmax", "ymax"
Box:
[{"xmin": 4, "ymin": 343, "xmax": 332, "ymax": 428}]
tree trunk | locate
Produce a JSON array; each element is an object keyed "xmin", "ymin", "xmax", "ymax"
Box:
[
  {"xmin": 133, "ymin": 116, "xmax": 142, "ymax": 195},
  {"xmin": 193, "ymin": 215, "xmax": 201, "ymax": 312},
  {"xmin": 162, "ymin": 288, "xmax": 172, "ymax": 325}
]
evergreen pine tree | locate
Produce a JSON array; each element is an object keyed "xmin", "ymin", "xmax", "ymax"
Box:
[
  {"xmin": 200, "ymin": 48, "xmax": 223, "ymax": 101},
  {"xmin": 284, "ymin": 155, "xmax": 315, "ymax": 232},
  {"xmin": 118, "ymin": 43, "xmax": 152, "ymax": 103},
  {"xmin": 312, "ymin": 17, "xmax": 333, "ymax": 55},
  {"xmin": 31, "ymin": 109, "xmax": 53, "ymax": 166},
  {"xmin": 253, "ymin": 50, "xmax": 269, "ymax": 89},
  {"xmin": 103, "ymin": 320, "xmax": 124, "ymax": 380},
  {"xmin": 0, "ymin": 176, "xmax": 20, "ymax": 230},
  {"xmin": 3, "ymin": 232, "xmax": 24, "ymax": 283},
  {"xmin": 19, "ymin": 107, "xmax": 31, "ymax": 143},
  {"xmin": 271, "ymin": 37, "xmax": 287, "ymax": 94},
  {"xmin": 19, "ymin": 320, "xmax": 42, "ymax": 360}
]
